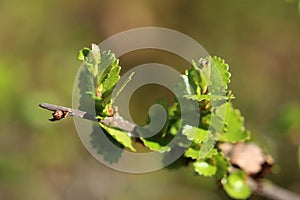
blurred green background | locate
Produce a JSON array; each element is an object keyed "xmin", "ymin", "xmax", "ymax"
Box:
[{"xmin": 1, "ymin": 0, "xmax": 300, "ymax": 199}]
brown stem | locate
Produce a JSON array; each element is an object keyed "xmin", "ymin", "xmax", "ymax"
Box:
[
  {"xmin": 38, "ymin": 103, "xmax": 136, "ymax": 133},
  {"xmin": 248, "ymin": 178, "xmax": 300, "ymax": 200}
]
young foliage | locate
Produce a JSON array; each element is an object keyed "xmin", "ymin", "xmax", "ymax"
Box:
[
  {"xmin": 222, "ymin": 170, "xmax": 252, "ymax": 199},
  {"xmin": 100, "ymin": 123, "xmax": 136, "ymax": 152},
  {"xmin": 219, "ymin": 102, "xmax": 250, "ymax": 142},
  {"xmin": 78, "ymin": 44, "xmax": 135, "ymax": 154},
  {"xmin": 193, "ymin": 159, "xmax": 217, "ymax": 176},
  {"xmin": 77, "ymin": 44, "xmax": 256, "ymax": 199}
]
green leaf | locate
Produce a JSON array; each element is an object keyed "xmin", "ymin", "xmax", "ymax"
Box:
[
  {"xmin": 222, "ymin": 170, "xmax": 252, "ymax": 199},
  {"xmin": 100, "ymin": 123, "xmax": 136, "ymax": 152},
  {"xmin": 181, "ymin": 126, "xmax": 214, "ymax": 156},
  {"xmin": 214, "ymin": 152, "xmax": 230, "ymax": 179},
  {"xmin": 188, "ymin": 150, "xmax": 229, "ymax": 178},
  {"xmin": 189, "ymin": 57, "xmax": 231, "ymax": 94},
  {"xmin": 193, "ymin": 160, "xmax": 217, "ymax": 177},
  {"xmin": 203, "ymin": 148, "xmax": 218, "ymax": 158},
  {"xmin": 173, "ymin": 74, "xmax": 200, "ymax": 126},
  {"xmin": 167, "ymin": 103, "xmax": 181, "ymax": 136},
  {"xmin": 184, "ymin": 94, "xmax": 226, "ymax": 102},
  {"xmin": 77, "ymin": 47, "xmax": 90, "ymax": 61},
  {"xmin": 80, "ymin": 49, "xmax": 121, "ymax": 117},
  {"xmin": 82, "ymin": 44, "xmax": 100, "ymax": 78},
  {"xmin": 90, "ymin": 124, "xmax": 123, "ymax": 164},
  {"xmin": 198, "ymin": 105, "xmax": 227, "ymax": 158},
  {"xmin": 219, "ymin": 103, "xmax": 250, "ymax": 142},
  {"xmin": 139, "ymin": 127, "xmax": 171, "ymax": 153},
  {"xmin": 95, "ymin": 51, "xmax": 121, "ymax": 101},
  {"xmin": 169, "ymin": 119, "xmax": 181, "ymax": 136},
  {"xmin": 184, "ymin": 147, "xmax": 199, "ymax": 159},
  {"xmin": 190, "ymin": 59, "xmax": 211, "ymax": 94},
  {"xmin": 98, "ymin": 50, "xmax": 118, "ymax": 83},
  {"xmin": 186, "ymin": 63, "xmax": 202, "ymax": 95},
  {"xmin": 111, "ymin": 72, "xmax": 135, "ymax": 103},
  {"xmin": 140, "ymin": 138, "xmax": 171, "ymax": 153},
  {"xmin": 184, "ymin": 93, "xmax": 232, "ymax": 108},
  {"xmin": 102, "ymin": 64, "xmax": 121, "ymax": 98},
  {"xmin": 210, "ymin": 102, "xmax": 227, "ymax": 133},
  {"xmin": 182, "ymin": 125, "xmax": 209, "ymax": 144},
  {"xmin": 88, "ymin": 44, "xmax": 101, "ymax": 66},
  {"xmin": 198, "ymin": 131, "xmax": 220, "ymax": 159},
  {"xmin": 210, "ymin": 56, "xmax": 231, "ymax": 90}
]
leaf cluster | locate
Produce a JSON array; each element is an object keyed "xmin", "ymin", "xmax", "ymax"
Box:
[{"xmin": 78, "ymin": 44, "xmax": 253, "ymax": 199}]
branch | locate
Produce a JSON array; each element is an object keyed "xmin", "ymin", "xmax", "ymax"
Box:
[
  {"xmin": 39, "ymin": 103, "xmax": 136, "ymax": 133},
  {"xmin": 39, "ymin": 102, "xmax": 300, "ymax": 200},
  {"xmin": 248, "ymin": 178, "xmax": 300, "ymax": 200}
]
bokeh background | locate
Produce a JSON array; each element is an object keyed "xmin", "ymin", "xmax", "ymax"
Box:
[{"xmin": 1, "ymin": 0, "xmax": 300, "ymax": 199}]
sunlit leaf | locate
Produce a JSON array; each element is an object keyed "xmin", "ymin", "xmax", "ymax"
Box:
[
  {"xmin": 198, "ymin": 131, "xmax": 220, "ymax": 158},
  {"xmin": 140, "ymin": 137, "xmax": 171, "ymax": 152},
  {"xmin": 184, "ymin": 147, "xmax": 199, "ymax": 159},
  {"xmin": 111, "ymin": 72, "xmax": 135, "ymax": 103},
  {"xmin": 82, "ymin": 44, "xmax": 100, "ymax": 78},
  {"xmin": 222, "ymin": 170, "xmax": 252, "ymax": 199},
  {"xmin": 182, "ymin": 125, "xmax": 209, "ymax": 144},
  {"xmin": 77, "ymin": 47, "xmax": 90, "ymax": 61},
  {"xmin": 98, "ymin": 50, "xmax": 118, "ymax": 84},
  {"xmin": 184, "ymin": 94, "xmax": 227, "ymax": 101},
  {"xmin": 138, "ymin": 127, "xmax": 171, "ymax": 153},
  {"xmin": 214, "ymin": 152, "xmax": 230, "ymax": 179},
  {"xmin": 100, "ymin": 123, "xmax": 136, "ymax": 152},
  {"xmin": 193, "ymin": 160, "xmax": 217, "ymax": 177},
  {"xmin": 219, "ymin": 102, "xmax": 250, "ymax": 142},
  {"xmin": 210, "ymin": 56, "xmax": 231, "ymax": 90},
  {"xmin": 102, "ymin": 64, "xmax": 121, "ymax": 98}
]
